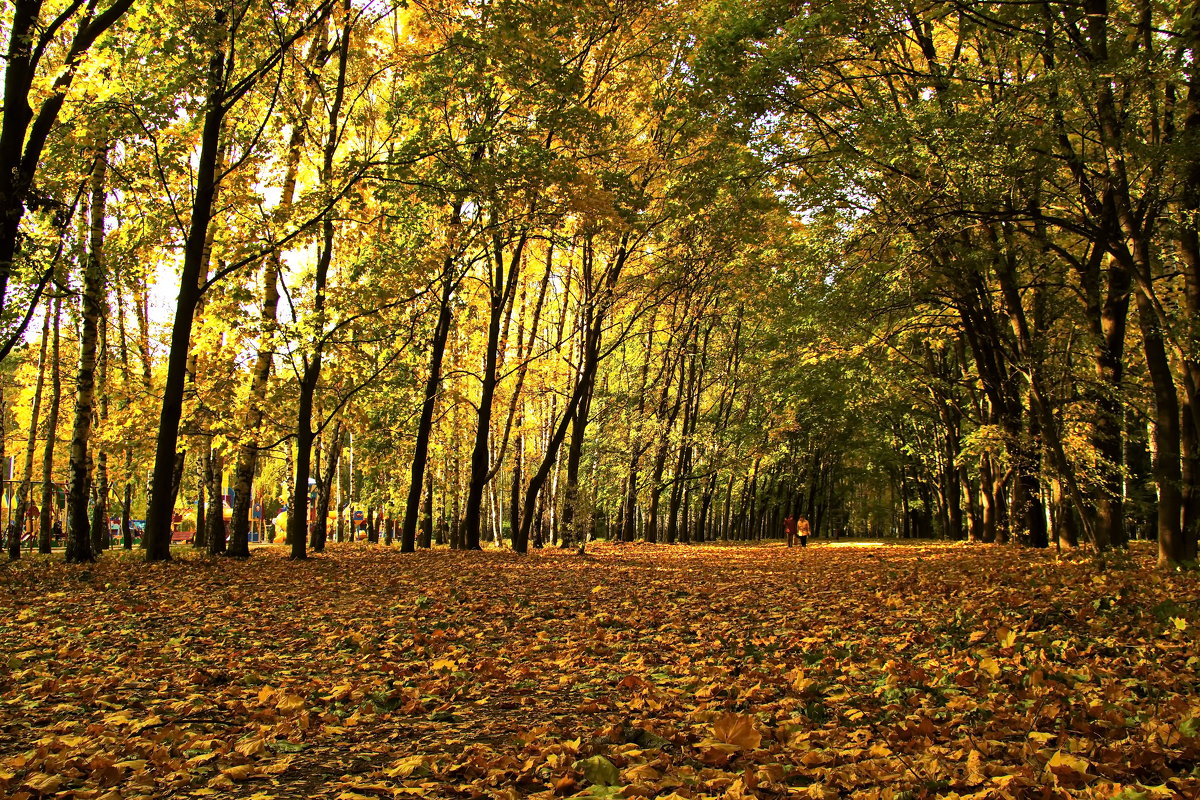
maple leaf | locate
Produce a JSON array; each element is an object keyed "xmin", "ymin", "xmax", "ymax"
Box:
[
  {"xmin": 221, "ymin": 764, "xmax": 258, "ymax": 781},
  {"xmin": 235, "ymin": 737, "xmax": 268, "ymax": 757},
  {"xmin": 965, "ymin": 749, "xmax": 986, "ymax": 784},
  {"xmin": 573, "ymin": 756, "xmax": 620, "ymax": 786},
  {"xmin": 712, "ymin": 713, "xmax": 762, "ymax": 750},
  {"xmin": 275, "ymin": 693, "xmax": 307, "ymax": 715},
  {"xmin": 23, "ymin": 772, "xmax": 64, "ymax": 794}
]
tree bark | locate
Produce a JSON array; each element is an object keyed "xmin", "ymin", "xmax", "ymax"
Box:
[
  {"xmin": 228, "ymin": 35, "xmax": 325, "ymax": 559},
  {"xmin": 1136, "ymin": 289, "xmax": 1185, "ymax": 566},
  {"xmin": 12, "ymin": 297, "xmax": 49, "ymax": 559},
  {"xmin": 144, "ymin": 34, "xmax": 226, "ymax": 561},
  {"xmin": 65, "ymin": 148, "xmax": 109, "ymax": 563},
  {"xmin": 90, "ymin": 303, "xmax": 110, "ymax": 554},
  {"xmin": 401, "ymin": 215, "xmax": 460, "ymax": 552},
  {"xmin": 288, "ymin": 1, "xmax": 350, "ymax": 560},
  {"xmin": 462, "ymin": 226, "xmax": 528, "ymax": 550},
  {"xmin": 206, "ymin": 448, "xmax": 226, "ymax": 554},
  {"xmin": 311, "ymin": 423, "xmax": 341, "ymax": 552}
]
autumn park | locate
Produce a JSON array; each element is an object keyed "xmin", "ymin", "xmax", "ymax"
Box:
[{"xmin": 1, "ymin": 0, "xmax": 1200, "ymax": 797}]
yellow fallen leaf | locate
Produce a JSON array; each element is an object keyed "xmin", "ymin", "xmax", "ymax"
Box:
[
  {"xmin": 1046, "ymin": 750, "xmax": 1089, "ymax": 775},
  {"xmin": 623, "ymin": 764, "xmax": 661, "ymax": 781},
  {"xmin": 979, "ymin": 658, "xmax": 1001, "ymax": 678},
  {"xmin": 792, "ymin": 676, "xmax": 817, "ymax": 695},
  {"xmin": 801, "ymin": 750, "xmax": 829, "ymax": 766},
  {"xmin": 966, "ymin": 749, "xmax": 986, "ymax": 784},
  {"xmin": 235, "ymin": 737, "xmax": 267, "ymax": 757},
  {"xmin": 186, "ymin": 752, "xmax": 220, "ymax": 766},
  {"xmin": 712, "ymin": 712, "xmax": 761, "ymax": 750},
  {"xmin": 996, "ymin": 627, "xmax": 1016, "ymax": 648},
  {"xmin": 430, "ymin": 659, "xmax": 456, "ymax": 671},
  {"xmin": 386, "ymin": 755, "xmax": 431, "ymax": 778},
  {"xmin": 1171, "ymin": 617, "xmax": 1187, "ymax": 631},
  {"xmin": 806, "ymin": 783, "xmax": 838, "ymax": 800},
  {"xmin": 221, "ymin": 764, "xmax": 257, "ymax": 781},
  {"xmin": 207, "ymin": 774, "xmax": 236, "ymax": 789},
  {"xmin": 276, "ymin": 693, "xmax": 306, "ymax": 715},
  {"xmin": 265, "ymin": 755, "xmax": 296, "ymax": 775},
  {"xmin": 321, "ymin": 683, "xmax": 354, "ymax": 701},
  {"xmin": 24, "ymin": 773, "xmax": 64, "ymax": 793}
]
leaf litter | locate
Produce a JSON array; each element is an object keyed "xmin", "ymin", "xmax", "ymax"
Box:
[{"xmin": 0, "ymin": 542, "xmax": 1197, "ymax": 799}]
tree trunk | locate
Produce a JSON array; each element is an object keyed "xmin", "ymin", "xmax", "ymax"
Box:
[
  {"xmin": 420, "ymin": 476, "xmax": 433, "ymax": 548},
  {"xmin": 286, "ymin": 3, "xmax": 351, "ymax": 560},
  {"xmin": 401, "ymin": 230, "xmax": 458, "ymax": 552},
  {"xmin": 463, "ymin": 228, "xmax": 527, "ymax": 550},
  {"xmin": 1087, "ymin": 257, "xmax": 1131, "ymax": 550},
  {"xmin": 513, "ymin": 252, "xmax": 623, "ymax": 555},
  {"xmin": 144, "ymin": 38, "xmax": 227, "ymax": 562},
  {"xmin": 206, "ymin": 448, "xmax": 226, "ymax": 554},
  {"xmin": 195, "ymin": 449, "xmax": 209, "ymax": 550},
  {"xmin": 1173, "ymin": 3, "xmax": 1200, "ymax": 564},
  {"xmin": 560, "ymin": 357, "xmax": 596, "ymax": 546},
  {"xmin": 228, "ymin": 41, "xmax": 321, "ymax": 559},
  {"xmin": 65, "ymin": 148, "xmax": 109, "ymax": 563},
  {"xmin": 1136, "ymin": 290, "xmax": 1185, "ymax": 566},
  {"xmin": 12, "ymin": 298, "xmax": 49, "ymax": 559},
  {"xmin": 312, "ymin": 423, "xmax": 341, "ymax": 553},
  {"xmin": 91, "ymin": 296, "xmax": 110, "ymax": 554}
]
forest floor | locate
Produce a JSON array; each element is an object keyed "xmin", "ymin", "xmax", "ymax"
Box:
[{"xmin": 0, "ymin": 541, "xmax": 1197, "ymax": 800}]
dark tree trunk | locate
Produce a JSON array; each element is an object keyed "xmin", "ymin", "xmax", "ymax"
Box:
[
  {"xmin": 1175, "ymin": 6, "xmax": 1200, "ymax": 564},
  {"xmin": 1085, "ymin": 256, "xmax": 1131, "ymax": 549},
  {"xmin": 513, "ymin": 235, "xmax": 625, "ymax": 554},
  {"xmin": 230, "ymin": 41, "xmax": 320, "ymax": 559},
  {"xmin": 91, "ymin": 301, "xmax": 110, "ymax": 553},
  {"xmin": 463, "ymin": 229, "xmax": 527, "ymax": 551},
  {"xmin": 560, "ymin": 361, "xmax": 596, "ymax": 546},
  {"xmin": 145, "ymin": 4, "xmax": 330, "ymax": 560},
  {"xmin": 121, "ymin": 482, "xmax": 132, "ymax": 551},
  {"xmin": 195, "ymin": 449, "xmax": 209, "ymax": 550},
  {"xmin": 1136, "ymin": 290, "xmax": 1185, "ymax": 566},
  {"xmin": 312, "ymin": 424, "xmax": 341, "ymax": 553},
  {"xmin": 288, "ymin": 394, "xmax": 316, "ymax": 559},
  {"xmin": 420, "ymin": 476, "xmax": 433, "ymax": 549},
  {"xmin": 402, "ymin": 233, "xmax": 458, "ymax": 553},
  {"xmin": 144, "ymin": 39, "xmax": 226, "ymax": 562},
  {"xmin": 206, "ymin": 448, "xmax": 226, "ymax": 555},
  {"xmin": 287, "ymin": 3, "xmax": 351, "ymax": 560}
]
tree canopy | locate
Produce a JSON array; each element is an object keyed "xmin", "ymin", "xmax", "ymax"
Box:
[{"xmin": 0, "ymin": 0, "xmax": 1196, "ymax": 568}]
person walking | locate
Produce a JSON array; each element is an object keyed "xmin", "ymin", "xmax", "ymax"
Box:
[
  {"xmin": 797, "ymin": 515, "xmax": 810, "ymax": 547},
  {"xmin": 784, "ymin": 515, "xmax": 797, "ymax": 547}
]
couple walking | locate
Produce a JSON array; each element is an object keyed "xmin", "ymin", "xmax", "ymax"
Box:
[{"xmin": 784, "ymin": 514, "xmax": 809, "ymax": 547}]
